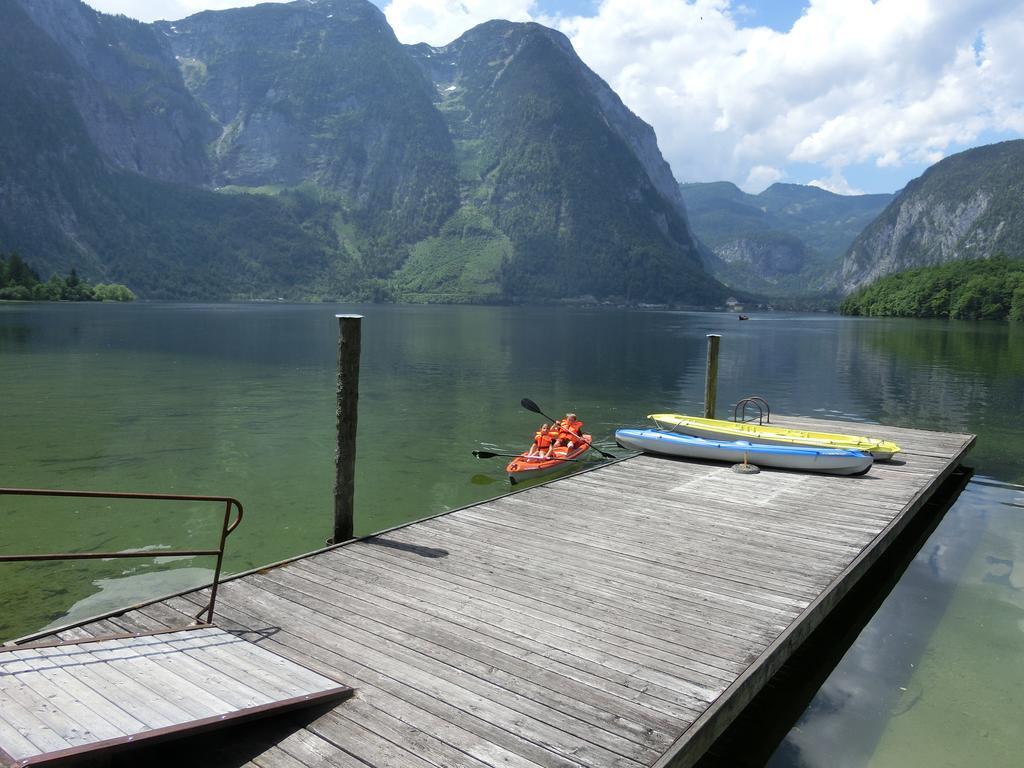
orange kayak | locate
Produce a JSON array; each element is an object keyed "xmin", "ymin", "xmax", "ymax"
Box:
[{"xmin": 506, "ymin": 435, "xmax": 591, "ymax": 484}]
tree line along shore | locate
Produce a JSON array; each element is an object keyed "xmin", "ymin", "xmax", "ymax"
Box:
[
  {"xmin": 0, "ymin": 251, "xmax": 134, "ymax": 302},
  {"xmin": 840, "ymin": 256, "xmax": 1024, "ymax": 322}
]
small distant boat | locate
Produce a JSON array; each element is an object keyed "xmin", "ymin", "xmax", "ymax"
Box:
[
  {"xmin": 648, "ymin": 413, "xmax": 900, "ymax": 460},
  {"xmin": 738, "ymin": 314, "xmax": 750, "ymax": 320},
  {"xmin": 615, "ymin": 429, "xmax": 873, "ymax": 476},
  {"xmin": 506, "ymin": 436, "xmax": 591, "ymax": 484}
]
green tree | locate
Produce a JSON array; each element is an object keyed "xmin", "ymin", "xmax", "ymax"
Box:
[
  {"xmin": 0, "ymin": 285, "xmax": 32, "ymax": 300},
  {"xmin": 92, "ymin": 283, "xmax": 136, "ymax": 301},
  {"xmin": 1009, "ymin": 285, "xmax": 1024, "ymax": 323},
  {"xmin": 33, "ymin": 276, "xmax": 64, "ymax": 301},
  {"xmin": 0, "ymin": 250, "xmax": 134, "ymax": 302},
  {"xmin": 0, "ymin": 252, "xmax": 40, "ymax": 289}
]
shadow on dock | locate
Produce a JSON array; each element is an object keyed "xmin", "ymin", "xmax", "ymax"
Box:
[
  {"xmin": 61, "ymin": 700, "xmax": 342, "ymax": 768},
  {"xmin": 365, "ymin": 536, "xmax": 449, "ymax": 559}
]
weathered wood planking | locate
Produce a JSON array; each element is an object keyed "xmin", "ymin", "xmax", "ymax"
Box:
[
  {"xmin": 0, "ymin": 627, "xmax": 353, "ymax": 766},
  {"xmin": 16, "ymin": 416, "xmax": 974, "ymax": 768}
]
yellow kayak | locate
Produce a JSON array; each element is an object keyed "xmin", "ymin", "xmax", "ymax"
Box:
[{"xmin": 648, "ymin": 413, "xmax": 901, "ymax": 460}]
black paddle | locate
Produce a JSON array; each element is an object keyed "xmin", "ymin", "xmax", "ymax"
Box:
[
  {"xmin": 472, "ymin": 450, "xmax": 586, "ymax": 462},
  {"xmin": 520, "ymin": 398, "xmax": 617, "ymax": 459}
]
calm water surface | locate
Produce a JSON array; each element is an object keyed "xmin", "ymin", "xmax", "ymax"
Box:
[{"xmin": 1, "ymin": 303, "xmax": 1021, "ymax": 766}]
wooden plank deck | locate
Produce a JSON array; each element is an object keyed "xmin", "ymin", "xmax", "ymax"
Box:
[
  {"xmin": 0, "ymin": 626, "xmax": 352, "ymax": 766},
  {"xmin": 15, "ymin": 416, "xmax": 974, "ymax": 768}
]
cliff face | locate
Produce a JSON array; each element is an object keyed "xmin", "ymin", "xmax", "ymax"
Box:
[
  {"xmin": 0, "ymin": 0, "xmax": 343, "ymax": 299},
  {"xmin": 840, "ymin": 140, "xmax": 1024, "ymax": 293},
  {"xmin": 2, "ymin": 0, "xmax": 721, "ymax": 303},
  {"xmin": 711, "ymin": 234, "xmax": 808, "ymax": 281},
  {"xmin": 0, "ymin": 0, "xmax": 108, "ymax": 276},
  {"xmin": 157, "ymin": 0, "xmax": 458, "ymax": 264},
  {"xmin": 15, "ymin": 0, "xmax": 214, "ymax": 184}
]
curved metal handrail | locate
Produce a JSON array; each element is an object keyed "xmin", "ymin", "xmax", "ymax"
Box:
[
  {"xmin": 0, "ymin": 488, "xmax": 244, "ymax": 626},
  {"xmin": 732, "ymin": 396, "xmax": 771, "ymax": 425}
]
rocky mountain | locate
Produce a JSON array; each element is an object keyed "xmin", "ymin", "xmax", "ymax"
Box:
[
  {"xmin": 0, "ymin": 0, "xmax": 381, "ymax": 299},
  {"xmin": 680, "ymin": 181, "xmax": 892, "ymax": 295},
  {"xmin": 155, "ymin": 0, "xmax": 458, "ymax": 275},
  {"xmin": 16, "ymin": 0, "xmax": 214, "ymax": 184},
  {"xmin": 840, "ymin": 140, "xmax": 1024, "ymax": 293},
  {"xmin": 404, "ymin": 21, "xmax": 714, "ymax": 302},
  {"xmin": 0, "ymin": 0, "xmax": 721, "ymax": 303}
]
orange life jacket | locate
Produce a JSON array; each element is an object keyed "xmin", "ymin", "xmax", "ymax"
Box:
[{"xmin": 559, "ymin": 418, "xmax": 583, "ymax": 439}]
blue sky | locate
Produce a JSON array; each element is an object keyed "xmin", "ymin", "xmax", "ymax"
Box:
[
  {"xmin": 85, "ymin": 1, "xmax": 1024, "ymax": 195},
  {"xmin": 732, "ymin": 0, "xmax": 807, "ymax": 32},
  {"xmin": 464, "ymin": 0, "xmax": 808, "ymax": 32}
]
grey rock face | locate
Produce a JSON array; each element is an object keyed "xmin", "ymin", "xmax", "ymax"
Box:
[
  {"xmin": 158, "ymin": 0, "xmax": 457, "ymax": 244},
  {"xmin": 564, "ymin": 39, "xmax": 691, "ymax": 224},
  {"xmin": 417, "ymin": 22, "xmax": 690, "ymax": 220},
  {"xmin": 716, "ymin": 237, "xmax": 807, "ymax": 278},
  {"xmin": 840, "ymin": 140, "xmax": 1024, "ymax": 293},
  {"xmin": 841, "ymin": 191, "xmax": 990, "ymax": 291},
  {"xmin": 16, "ymin": 0, "xmax": 214, "ymax": 184}
]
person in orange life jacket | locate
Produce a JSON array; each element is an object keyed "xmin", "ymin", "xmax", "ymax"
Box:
[
  {"xmin": 545, "ymin": 423, "xmax": 562, "ymax": 455},
  {"xmin": 528, "ymin": 424, "xmax": 554, "ymax": 458},
  {"xmin": 556, "ymin": 413, "xmax": 584, "ymax": 449}
]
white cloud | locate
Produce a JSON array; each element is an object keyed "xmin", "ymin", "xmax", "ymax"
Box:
[
  {"xmin": 808, "ymin": 171, "xmax": 863, "ymax": 196},
  {"xmin": 542, "ymin": 0, "xmax": 1024, "ymax": 192},
  {"xmin": 744, "ymin": 164, "xmax": 783, "ymax": 192}
]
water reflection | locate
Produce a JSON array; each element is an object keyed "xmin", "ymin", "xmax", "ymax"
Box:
[
  {"xmin": 769, "ymin": 479, "xmax": 1024, "ymax": 768},
  {"xmin": 834, "ymin": 321, "xmax": 1024, "ymax": 483},
  {"xmin": 0, "ymin": 321, "xmax": 32, "ymax": 349}
]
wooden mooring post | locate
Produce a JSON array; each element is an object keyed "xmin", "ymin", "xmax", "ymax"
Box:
[
  {"xmin": 703, "ymin": 333, "xmax": 720, "ymax": 419},
  {"xmin": 333, "ymin": 314, "xmax": 362, "ymax": 544}
]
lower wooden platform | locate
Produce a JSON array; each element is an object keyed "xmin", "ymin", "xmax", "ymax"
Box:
[
  {"xmin": 15, "ymin": 416, "xmax": 974, "ymax": 767},
  {"xmin": 0, "ymin": 627, "xmax": 352, "ymax": 766}
]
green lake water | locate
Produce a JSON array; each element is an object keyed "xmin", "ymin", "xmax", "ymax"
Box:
[{"xmin": 1, "ymin": 302, "xmax": 1022, "ymax": 766}]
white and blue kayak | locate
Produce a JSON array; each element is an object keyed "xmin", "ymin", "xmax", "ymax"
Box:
[{"xmin": 615, "ymin": 428, "xmax": 873, "ymax": 476}]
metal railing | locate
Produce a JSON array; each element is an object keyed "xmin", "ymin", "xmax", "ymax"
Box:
[
  {"xmin": 0, "ymin": 488, "xmax": 243, "ymax": 625},
  {"xmin": 733, "ymin": 395, "xmax": 772, "ymax": 424}
]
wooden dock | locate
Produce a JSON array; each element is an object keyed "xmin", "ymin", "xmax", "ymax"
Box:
[{"xmin": 16, "ymin": 416, "xmax": 974, "ymax": 768}]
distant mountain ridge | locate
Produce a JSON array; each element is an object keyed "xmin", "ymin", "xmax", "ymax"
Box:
[
  {"xmin": 0, "ymin": 0, "xmax": 722, "ymax": 303},
  {"xmin": 679, "ymin": 181, "xmax": 893, "ymax": 296},
  {"xmin": 840, "ymin": 140, "xmax": 1024, "ymax": 293}
]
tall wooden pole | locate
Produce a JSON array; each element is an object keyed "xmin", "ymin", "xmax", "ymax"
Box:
[
  {"xmin": 703, "ymin": 334, "xmax": 721, "ymax": 420},
  {"xmin": 333, "ymin": 314, "xmax": 362, "ymax": 544}
]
